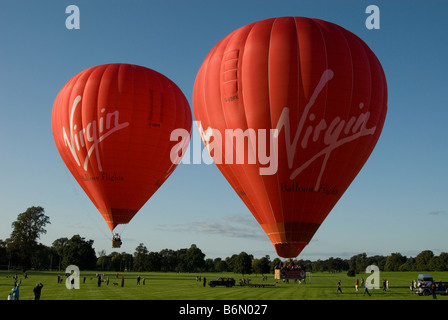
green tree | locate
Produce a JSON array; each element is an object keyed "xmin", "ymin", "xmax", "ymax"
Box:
[
  {"xmin": 6, "ymin": 206, "xmax": 50, "ymax": 270},
  {"xmin": 31, "ymin": 243, "xmax": 54, "ymax": 270},
  {"xmin": 51, "ymin": 237, "xmax": 69, "ymax": 270},
  {"xmin": 384, "ymin": 253, "xmax": 407, "ymax": 271},
  {"xmin": 204, "ymin": 258, "xmax": 214, "ymax": 272},
  {"xmin": 271, "ymin": 257, "xmax": 282, "ymax": 273},
  {"xmin": 147, "ymin": 251, "xmax": 162, "ymax": 271},
  {"xmin": 399, "ymin": 257, "xmax": 416, "ymax": 271},
  {"xmin": 355, "ymin": 253, "xmax": 369, "ymax": 273},
  {"xmin": 61, "ymin": 235, "xmax": 97, "ymax": 270},
  {"xmin": 252, "ymin": 255, "xmax": 271, "ymax": 275},
  {"xmin": 415, "ymin": 250, "xmax": 434, "ymax": 271},
  {"xmin": 175, "ymin": 248, "xmax": 188, "ymax": 272},
  {"xmin": 0, "ymin": 240, "xmax": 8, "ymax": 266},
  {"xmin": 185, "ymin": 244, "xmax": 205, "ymax": 272},
  {"xmin": 110, "ymin": 252, "xmax": 133, "ymax": 271},
  {"xmin": 97, "ymin": 250, "xmax": 111, "ymax": 271},
  {"xmin": 159, "ymin": 249, "xmax": 177, "ymax": 272},
  {"xmin": 439, "ymin": 252, "xmax": 448, "ymax": 270},
  {"xmin": 214, "ymin": 258, "xmax": 228, "ymax": 272},
  {"xmin": 428, "ymin": 253, "xmax": 448, "ymax": 271},
  {"xmin": 133, "ymin": 243, "xmax": 149, "ymax": 272},
  {"xmin": 225, "ymin": 254, "xmax": 238, "ymax": 272},
  {"xmin": 234, "ymin": 252, "xmax": 253, "ymax": 277},
  {"xmin": 326, "ymin": 257, "xmax": 348, "ymax": 272}
]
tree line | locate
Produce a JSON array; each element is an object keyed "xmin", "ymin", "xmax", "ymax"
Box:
[{"xmin": 1, "ymin": 207, "xmax": 447, "ymax": 275}]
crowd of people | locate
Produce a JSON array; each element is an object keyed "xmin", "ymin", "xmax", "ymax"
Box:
[
  {"xmin": 5, "ymin": 271, "xmax": 150, "ymax": 300},
  {"xmin": 336, "ymin": 278, "xmax": 389, "ymax": 296},
  {"xmin": 6, "ymin": 274, "xmax": 44, "ymax": 300}
]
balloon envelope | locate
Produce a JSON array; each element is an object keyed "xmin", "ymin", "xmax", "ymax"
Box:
[
  {"xmin": 52, "ymin": 63, "xmax": 192, "ymax": 231},
  {"xmin": 193, "ymin": 17, "xmax": 387, "ymax": 258}
]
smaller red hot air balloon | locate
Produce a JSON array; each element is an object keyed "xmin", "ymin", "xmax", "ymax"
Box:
[
  {"xmin": 52, "ymin": 63, "xmax": 192, "ymax": 247},
  {"xmin": 193, "ymin": 17, "xmax": 387, "ymax": 258}
]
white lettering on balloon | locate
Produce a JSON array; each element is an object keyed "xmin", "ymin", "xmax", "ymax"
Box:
[
  {"xmin": 62, "ymin": 95, "xmax": 129, "ymax": 172},
  {"xmin": 274, "ymin": 69, "xmax": 377, "ymax": 189}
]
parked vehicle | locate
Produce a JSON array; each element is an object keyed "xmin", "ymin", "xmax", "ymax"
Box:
[
  {"xmin": 415, "ymin": 274, "xmax": 448, "ymax": 296},
  {"xmin": 208, "ymin": 277, "xmax": 236, "ymax": 287}
]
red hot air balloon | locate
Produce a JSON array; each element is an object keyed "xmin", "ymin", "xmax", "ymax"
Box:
[
  {"xmin": 52, "ymin": 63, "xmax": 192, "ymax": 246},
  {"xmin": 193, "ymin": 17, "xmax": 387, "ymax": 258}
]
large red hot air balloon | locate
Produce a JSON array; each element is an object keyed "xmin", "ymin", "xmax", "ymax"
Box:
[
  {"xmin": 52, "ymin": 63, "xmax": 191, "ymax": 245},
  {"xmin": 193, "ymin": 17, "xmax": 387, "ymax": 258}
]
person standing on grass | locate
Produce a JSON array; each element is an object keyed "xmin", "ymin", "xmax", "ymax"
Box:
[
  {"xmin": 336, "ymin": 280, "xmax": 343, "ymax": 294},
  {"xmin": 431, "ymin": 282, "xmax": 437, "ymax": 299},
  {"xmin": 33, "ymin": 283, "xmax": 44, "ymax": 300},
  {"xmin": 363, "ymin": 282, "xmax": 371, "ymax": 296},
  {"xmin": 11, "ymin": 281, "xmax": 21, "ymax": 300}
]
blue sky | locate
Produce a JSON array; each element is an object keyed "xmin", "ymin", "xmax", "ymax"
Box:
[{"xmin": 0, "ymin": 0, "xmax": 447, "ymax": 261}]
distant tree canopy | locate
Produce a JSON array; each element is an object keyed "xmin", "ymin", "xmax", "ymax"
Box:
[
  {"xmin": 55, "ymin": 235, "xmax": 97, "ymax": 270},
  {"xmin": 5, "ymin": 206, "xmax": 50, "ymax": 270},
  {"xmin": 1, "ymin": 207, "xmax": 448, "ymax": 274}
]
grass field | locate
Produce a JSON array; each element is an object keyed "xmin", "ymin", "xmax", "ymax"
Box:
[{"xmin": 1, "ymin": 270, "xmax": 447, "ymax": 301}]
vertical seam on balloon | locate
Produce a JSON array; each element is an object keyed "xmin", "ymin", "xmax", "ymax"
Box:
[
  {"xmin": 197, "ymin": 48, "xmax": 212, "ymax": 143},
  {"xmin": 354, "ymin": 35, "xmax": 376, "ymax": 180},
  {"xmin": 152, "ymin": 71, "xmax": 167, "ymax": 185},
  {"xmin": 228, "ymin": 26, "xmax": 250, "ymax": 206},
  {"xmin": 360, "ymin": 41, "xmax": 377, "ymax": 164},
  {"xmin": 164, "ymin": 75, "xmax": 181, "ymax": 179},
  {"xmin": 269, "ymin": 17, "xmax": 285, "ymax": 232},
  {"xmin": 251, "ymin": 18, "xmax": 277, "ymax": 229},
  {"xmin": 247, "ymin": 20, "xmax": 277, "ymax": 230},
  {"xmin": 294, "ymin": 17, "xmax": 311, "ymax": 241},
  {"xmin": 99, "ymin": 63, "xmax": 115, "ymax": 229},
  {"xmin": 349, "ymin": 40, "xmax": 374, "ymax": 168},
  {"xmin": 196, "ymin": 45, "xmax": 216, "ymax": 172},
  {"xmin": 220, "ymin": 37, "xmax": 232, "ymax": 138},
  {"xmin": 200, "ymin": 42, "xmax": 238, "ymax": 211},
  {"xmin": 120, "ymin": 64, "xmax": 133, "ymax": 212},
  {"xmin": 332, "ymin": 24, "xmax": 356, "ymax": 205},
  {"xmin": 222, "ymin": 25, "xmax": 258, "ymax": 218},
  {"xmin": 289, "ymin": 17, "xmax": 301, "ymax": 231},
  {"xmin": 81, "ymin": 64, "xmax": 109, "ymax": 228},
  {"xmin": 304, "ymin": 19, "xmax": 328, "ymax": 226}
]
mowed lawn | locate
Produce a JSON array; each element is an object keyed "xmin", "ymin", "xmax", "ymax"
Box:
[{"xmin": 1, "ymin": 270, "xmax": 447, "ymax": 300}]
